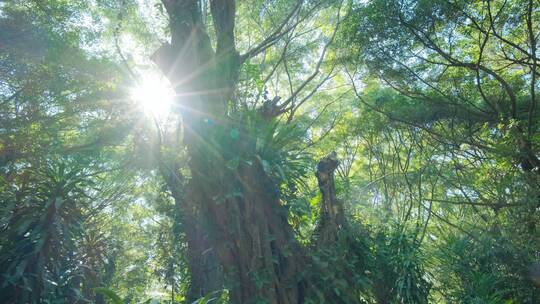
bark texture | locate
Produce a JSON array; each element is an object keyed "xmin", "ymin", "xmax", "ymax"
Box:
[
  {"xmin": 314, "ymin": 151, "xmax": 346, "ymax": 243},
  {"xmin": 160, "ymin": 162, "xmax": 222, "ymax": 301}
]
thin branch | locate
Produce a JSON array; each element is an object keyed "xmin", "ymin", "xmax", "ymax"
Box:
[
  {"xmin": 280, "ymin": 4, "xmax": 342, "ymax": 111},
  {"xmin": 424, "ymin": 198, "xmax": 519, "ymax": 208}
]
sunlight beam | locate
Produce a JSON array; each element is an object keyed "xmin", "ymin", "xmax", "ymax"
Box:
[{"xmin": 131, "ymin": 74, "xmax": 175, "ymax": 118}]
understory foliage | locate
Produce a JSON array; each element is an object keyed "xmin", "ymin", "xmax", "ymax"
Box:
[{"xmin": 1, "ymin": 0, "xmax": 539, "ymax": 303}]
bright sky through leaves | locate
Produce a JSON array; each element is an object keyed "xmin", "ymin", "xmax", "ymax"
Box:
[{"xmin": 131, "ymin": 74, "xmax": 175, "ymax": 117}]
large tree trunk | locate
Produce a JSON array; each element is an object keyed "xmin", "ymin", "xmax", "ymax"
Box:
[
  {"xmin": 160, "ymin": 162, "xmax": 223, "ymax": 301},
  {"xmin": 153, "ymin": 1, "xmax": 306, "ymax": 302}
]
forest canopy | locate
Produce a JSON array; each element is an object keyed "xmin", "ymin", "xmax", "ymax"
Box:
[{"xmin": 0, "ymin": 0, "xmax": 539, "ymax": 303}]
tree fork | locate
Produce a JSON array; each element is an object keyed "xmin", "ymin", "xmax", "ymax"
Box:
[{"xmin": 153, "ymin": 1, "xmax": 308, "ymax": 302}]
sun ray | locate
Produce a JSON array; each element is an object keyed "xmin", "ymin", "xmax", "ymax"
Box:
[{"xmin": 131, "ymin": 74, "xmax": 175, "ymax": 118}]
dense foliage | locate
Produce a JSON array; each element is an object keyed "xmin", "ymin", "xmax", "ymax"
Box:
[{"xmin": 1, "ymin": 0, "xmax": 538, "ymax": 303}]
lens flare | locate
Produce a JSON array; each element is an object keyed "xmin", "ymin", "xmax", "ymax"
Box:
[{"xmin": 131, "ymin": 75, "xmax": 174, "ymax": 117}]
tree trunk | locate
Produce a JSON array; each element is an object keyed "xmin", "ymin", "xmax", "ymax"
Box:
[
  {"xmin": 154, "ymin": 1, "xmax": 306, "ymax": 302},
  {"xmin": 311, "ymin": 153, "xmax": 367, "ymax": 303},
  {"xmin": 314, "ymin": 152, "xmax": 346, "ymax": 243},
  {"xmin": 160, "ymin": 163, "xmax": 223, "ymax": 301}
]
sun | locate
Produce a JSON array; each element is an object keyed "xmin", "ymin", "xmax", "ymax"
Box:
[{"xmin": 131, "ymin": 74, "xmax": 175, "ymax": 117}]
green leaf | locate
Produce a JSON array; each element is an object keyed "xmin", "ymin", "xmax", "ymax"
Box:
[{"xmin": 94, "ymin": 287, "xmax": 123, "ymax": 304}]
